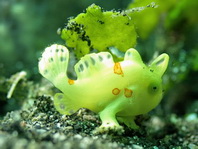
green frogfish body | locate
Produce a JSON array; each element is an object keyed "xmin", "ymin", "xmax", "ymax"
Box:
[{"xmin": 39, "ymin": 44, "xmax": 169, "ymax": 132}]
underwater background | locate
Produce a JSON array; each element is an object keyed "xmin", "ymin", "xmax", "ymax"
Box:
[{"xmin": 0, "ymin": 0, "xmax": 198, "ymax": 148}]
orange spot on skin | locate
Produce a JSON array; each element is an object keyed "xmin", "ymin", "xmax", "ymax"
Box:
[
  {"xmin": 124, "ymin": 88, "xmax": 133, "ymax": 98},
  {"xmin": 112, "ymin": 88, "xmax": 121, "ymax": 95},
  {"xmin": 68, "ymin": 79, "xmax": 75, "ymax": 85},
  {"xmin": 114, "ymin": 62, "xmax": 124, "ymax": 76}
]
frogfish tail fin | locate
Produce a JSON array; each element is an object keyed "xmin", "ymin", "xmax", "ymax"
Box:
[{"xmin": 38, "ymin": 44, "xmax": 69, "ymax": 86}]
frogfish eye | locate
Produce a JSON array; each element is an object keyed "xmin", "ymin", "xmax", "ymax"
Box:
[{"xmin": 148, "ymin": 83, "xmax": 159, "ymax": 94}]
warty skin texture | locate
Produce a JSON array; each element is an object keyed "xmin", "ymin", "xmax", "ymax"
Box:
[{"xmin": 39, "ymin": 44, "xmax": 169, "ymax": 132}]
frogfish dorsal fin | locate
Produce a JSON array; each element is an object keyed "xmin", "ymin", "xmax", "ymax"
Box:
[
  {"xmin": 124, "ymin": 48, "xmax": 143, "ymax": 64},
  {"xmin": 74, "ymin": 52, "xmax": 114, "ymax": 79}
]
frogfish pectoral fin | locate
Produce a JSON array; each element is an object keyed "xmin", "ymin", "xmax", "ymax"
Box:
[{"xmin": 54, "ymin": 93, "xmax": 79, "ymax": 115}]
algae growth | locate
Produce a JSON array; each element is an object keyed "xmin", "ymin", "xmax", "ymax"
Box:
[{"xmin": 61, "ymin": 4, "xmax": 137, "ymax": 58}]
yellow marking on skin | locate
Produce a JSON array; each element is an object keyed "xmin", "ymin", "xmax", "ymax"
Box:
[
  {"xmin": 68, "ymin": 79, "xmax": 75, "ymax": 85},
  {"xmin": 124, "ymin": 88, "xmax": 133, "ymax": 98},
  {"xmin": 112, "ymin": 88, "xmax": 121, "ymax": 95},
  {"xmin": 114, "ymin": 62, "xmax": 124, "ymax": 76}
]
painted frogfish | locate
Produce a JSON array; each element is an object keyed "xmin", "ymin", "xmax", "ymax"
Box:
[{"xmin": 38, "ymin": 44, "xmax": 169, "ymax": 133}]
